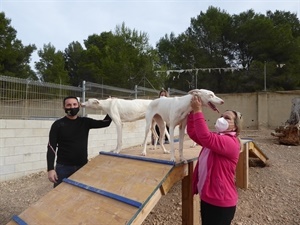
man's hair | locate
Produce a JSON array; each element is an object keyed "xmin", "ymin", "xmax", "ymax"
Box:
[{"xmin": 63, "ymin": 96, "xmax": 79, "ymax": 106}]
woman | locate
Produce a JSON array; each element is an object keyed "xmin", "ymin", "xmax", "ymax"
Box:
[
  {"xmin": 187, "ymin": 95, "xmax": 242, "ymax": 225},
  {"xmin": 152, "ymin": 89, "xmax": 170, "ymax": 145}
]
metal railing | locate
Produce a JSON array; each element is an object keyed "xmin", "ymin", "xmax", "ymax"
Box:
[{"xmin": 0, "ymin": 76, "xmax": 187, "ymax": 120}]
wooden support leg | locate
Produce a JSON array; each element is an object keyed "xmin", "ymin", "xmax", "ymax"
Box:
[
  {"xmin": 182, "ymin": 161, "xmax": 194, "ymax": 225},
  {"xmin": 236, "ymin": 142, "xmax": 249, "ymax": 189}
]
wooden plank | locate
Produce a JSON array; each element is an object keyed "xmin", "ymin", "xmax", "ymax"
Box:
[
  {"xmin": 63, "ymin": 178, "xmax": 142, "ymax": 208},
  {"xmin": 160, "ymin": 164, "xmax": 189, "ymax": 195},
  {"xmin": 236, "ymin": 142, "xmax": 249, "ymax": 189},
  {"xmin": 248, "ymin": 142, "xmax": 269, "ymax": 163},
  {"xmin": 100, "ymin": 151, "xmax": 175, "ymax": 165},
  {"xmin": 70, "ymin": 155, "xmax": 173, "ymax": 202},
  {"xmin": 16, "ymin": 182, "xmax": 138, "ymax": 225},
  {"xmin": 130, "ymin": 188, "xmax": 163, "ymax": 225},
  {"xmin": 182, "ymin": 161, "xmax": 194, "ymax": 225}
]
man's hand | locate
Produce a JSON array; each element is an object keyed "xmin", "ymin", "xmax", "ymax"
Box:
[{"xmin": 48, "ymin": 170, "xmax": 58, "ymax": 184}]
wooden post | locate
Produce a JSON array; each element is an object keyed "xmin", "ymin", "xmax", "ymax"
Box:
[
  {"xmin": 182, "ymin": 161, "xmax": 194, "ymax": 225},
  {"xmin": 236, "ymin": 142, "xmax": 249, "ymax": 189}
]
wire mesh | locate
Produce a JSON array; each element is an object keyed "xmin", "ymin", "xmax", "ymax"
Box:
[{"xmin": 0, "ymin": 76, "xmax": 187, "ymax": 120}]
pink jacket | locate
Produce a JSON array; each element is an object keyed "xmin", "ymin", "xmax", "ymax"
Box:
[{"xmin": 187, "ymin": 112, "xmax": 240, "ymax": 207}]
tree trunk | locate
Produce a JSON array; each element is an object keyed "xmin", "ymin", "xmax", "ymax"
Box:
[{"xmin": 271, "ymin": 97, "xmax": 300, "ymax": 145}]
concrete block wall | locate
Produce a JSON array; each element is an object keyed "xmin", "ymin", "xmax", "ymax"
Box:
[{"xmin": 0, "ymin": 115, "xmax": 161, "ymax": 182}]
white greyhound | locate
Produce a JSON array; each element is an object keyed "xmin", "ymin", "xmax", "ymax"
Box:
[
  {"xmin": 81, "ymin": 98, "xmax": 167, "ymax": 153},
  {"xmin": 141, "ymin": 89, "xmax": 224, "ymax": 162}
]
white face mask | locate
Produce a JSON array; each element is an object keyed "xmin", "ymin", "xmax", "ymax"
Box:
[{"xmin": 215, "ymin": 117, "xmax": 229, "ymax": 133}]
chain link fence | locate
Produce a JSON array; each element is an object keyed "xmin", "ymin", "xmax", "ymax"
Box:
[{"xmin": 0, "ymin": 76, "xmax": 187, "ymax": 120}]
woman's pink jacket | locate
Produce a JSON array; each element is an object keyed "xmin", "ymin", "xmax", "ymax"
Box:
[{"xmin": 187, "ymin": 112, "xmax": 240, "ymax": 207}]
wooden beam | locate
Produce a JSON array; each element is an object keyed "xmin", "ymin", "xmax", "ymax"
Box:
[
  {"xmin": 182, "ymin": 161, "xmax": 194, "ymax": 225},
  {"xmin": 248, "ymin": 142, "xmax": 269, "ymax": 163},
  {"xmin": 130, "ymin": 189, "xmax": 163, "ymax": 225},
  {"xmin": 236, "ymin": 142, "xmax": 249, "ymax": 189},
  {"xmin": 160, "ymin": 164, "xmax": 189, "ymax": 195}
]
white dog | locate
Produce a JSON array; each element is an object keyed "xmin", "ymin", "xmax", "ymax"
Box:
[
  {"xmin": 81, "ymin": 98, "xmax": 153, "ymax": 153},
  {"xmin": 141, "ymin": 89, "xmax": 224, "ymax": 162}
]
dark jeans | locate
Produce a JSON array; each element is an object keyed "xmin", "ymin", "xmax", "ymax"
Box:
[
  {"xmin": 54, "ymin": 163, "xmax": 83, "ymax": 188},
  {"xmin": 200, "ymin": 200, "xmax": 236, "ymax": 225}
]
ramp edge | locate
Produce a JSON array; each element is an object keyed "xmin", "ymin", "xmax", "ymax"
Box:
[{"xmin": 99, "ymin": 151, "xmax": 175, "ymax": 165}]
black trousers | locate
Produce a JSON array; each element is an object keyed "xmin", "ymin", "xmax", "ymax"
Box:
[
  {"xmin": 155, "ymin": 125, "xmax": 169, "ymax": 141},
  {"xmin": 200, "ymin": 200, "xmax": 236, "ymax": 225}
]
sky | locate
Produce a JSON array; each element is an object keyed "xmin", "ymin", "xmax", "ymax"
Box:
[{"xmin": 1, "ymin": 0, "xmax": 300, "ymax": 67}]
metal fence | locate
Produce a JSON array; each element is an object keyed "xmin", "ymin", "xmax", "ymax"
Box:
[{"xmin": 0, "ymin": 75, "xmax": 187, "ymax": 120}]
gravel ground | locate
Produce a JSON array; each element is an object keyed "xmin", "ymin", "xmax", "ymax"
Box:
[{"xmin": 1, "ymin": 129, "xmax": 299, "ymax": 225}]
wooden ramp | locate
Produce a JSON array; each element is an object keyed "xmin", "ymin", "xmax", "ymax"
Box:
[
  {"xmin": 7, "ymin": 138, "xmax": 200, "ymax": 225},
  {"xmin": 7, "ymin": 137, "xmax": 269, "ymax": 225}
]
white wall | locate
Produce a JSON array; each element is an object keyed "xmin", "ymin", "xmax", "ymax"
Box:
[{"xmin": 0, "ymin": 114, "xmax": 163, "ymax": 182}]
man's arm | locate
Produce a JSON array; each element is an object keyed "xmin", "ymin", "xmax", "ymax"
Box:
[{"xmin": 90, "ymin": 114, "xmax": 112, "ymax": 128}]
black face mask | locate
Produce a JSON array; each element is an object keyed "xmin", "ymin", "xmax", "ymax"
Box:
[{"xmin": 65, "ymin": 107, "xmax": 80, "ymax": 116}]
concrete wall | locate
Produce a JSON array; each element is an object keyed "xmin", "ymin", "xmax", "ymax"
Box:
[
  {"xmin": 0, "ymin": 115, "xmax": 156, "ymax": 182},
  {"xmin": 1, "ymin": 91, "xmax": 299, "ymax": 181}
]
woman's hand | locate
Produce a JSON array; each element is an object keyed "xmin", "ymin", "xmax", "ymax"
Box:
[{"xmin": 191, "ymin": 95, "xmax": 202, "ymax": 113}]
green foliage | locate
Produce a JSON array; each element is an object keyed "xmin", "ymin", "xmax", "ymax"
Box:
[
  {"xmin": 0, "ymin": 12, "xmax": 36, "ymax": 79},
  {"xmin": 156, "ymin": 7, "xmax": 300, "ymax": 92},
  {"xmin": 35, "ymin": 43, "xmax": 69, "ymax": 84},
  {"xmin": 64, "ymin": 41, "xmax": 84, "ymax": 86},
  {"xmin": 78, "ymin": 23, "xmax": 157, "ymax": 89},
  {"xmin": 2, "ymin": 8, "xmax": 300, "ymax": 92}
]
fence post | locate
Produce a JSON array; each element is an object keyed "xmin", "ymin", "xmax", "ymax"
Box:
[
  {"xmin": 82, "ymin": 80, "xmax": 86, "ymax": 116},
  {"xmin": 134, "ymin": 85, "xmax": 137, "ymax": 99}
]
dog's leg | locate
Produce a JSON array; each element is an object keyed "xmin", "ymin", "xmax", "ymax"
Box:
[
  {"xmin": 168, "ymin": 124, "xmax": 176, "ymax": 162},
  {"xmin": 110, "ymin": 118, "xmax": 122, "ymax": 154},
  {"xmin": 156, "ymin": 117, "xmax": 169, "ymax": 154},
  {"xmin": 152, "ymin": 115, "xmax": 169, "ymax": 154},
  {"xmin": 150, "ymin": 120, "xmax": 159, "ymax": 149},
  {"xmin": 178, "ymin": 120, "xmax": 187, "ymax": 163},
  {"xmin": 141, "ymin": 117, "xmax": 152, "ymax": 156}
]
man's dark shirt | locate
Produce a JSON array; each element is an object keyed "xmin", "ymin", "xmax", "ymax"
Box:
[{"xmin": 47, "ymin": 115, "xmax": 112, "ymax": 171}]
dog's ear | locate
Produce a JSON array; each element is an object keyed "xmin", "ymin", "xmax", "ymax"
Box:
[
  {"xmin": 91, "ymin": 99, "xmax": 99, "ymax": 105},
  {"xmin": 188, "ymin": 89, "xmax": 199, "ymax": 95}
]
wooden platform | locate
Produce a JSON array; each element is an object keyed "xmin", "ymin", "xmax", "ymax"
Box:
[{"xmin": 7, "ymin": 136, "xmax": 268, "ymax": 225}]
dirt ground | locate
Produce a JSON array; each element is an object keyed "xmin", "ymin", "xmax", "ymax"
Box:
[{"xmin": 1, "ymin": 129, "xmax": 300, "ymax": 225}]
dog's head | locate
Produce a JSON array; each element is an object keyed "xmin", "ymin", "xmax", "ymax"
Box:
[
  {"xmin": 81, "ymin": 98, "xmax": 102, "ymax": 109},
  {"xmin": 188, "ymin": 89, "xmax": 224, "ymax": 113}
]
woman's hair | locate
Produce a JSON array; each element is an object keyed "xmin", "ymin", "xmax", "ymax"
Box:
[
  {"xmin": 227, "ymin": 110, "xmax": 243, "ymax": 135},
  {"xmin": 226, "ymin": 110, "xmax": 243, "ymax": 150},
  {"xmin": 159, "ymin": 89, "xmax": 169, "ymax": 97}
]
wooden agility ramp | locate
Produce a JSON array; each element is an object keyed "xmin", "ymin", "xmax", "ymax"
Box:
[
  {"xmin": 7, "ymin": 137, "xmax": 268, "ymax": 225},
  {"xmin": 6, "ymin": 138, "xmax": 200, "ymax": 225}
]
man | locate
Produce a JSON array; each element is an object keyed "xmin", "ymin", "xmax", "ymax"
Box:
[{"xmin": 47, "ymin": 96, "xmax": 112, "ymax": 187}]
